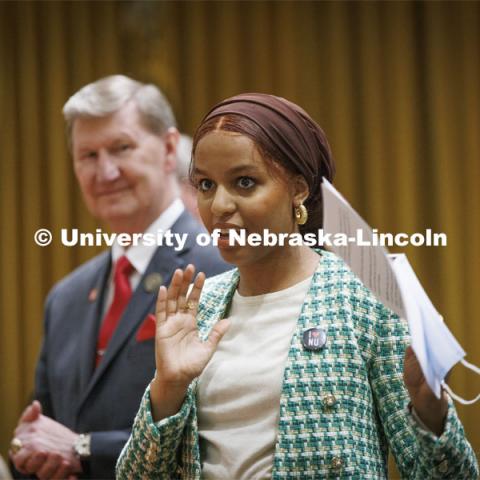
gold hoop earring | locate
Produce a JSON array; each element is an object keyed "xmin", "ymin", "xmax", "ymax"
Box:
[{"xmin": 294, "ymin": 204, "xmax": 308, "ymax": 225}]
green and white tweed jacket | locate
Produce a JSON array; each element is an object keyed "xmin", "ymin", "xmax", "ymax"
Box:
[{"xmin": 116, "ymin": 251, "xmax": 478, "ymax": 479}]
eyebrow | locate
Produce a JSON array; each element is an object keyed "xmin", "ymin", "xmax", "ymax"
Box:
[
  {"xmin": 193, "ymin": 164, "xmax": 260, "ymax": 176},
  {"xmin": 75, "ymin": 134, "xmax": 135, "ymax": 152},
  {"xmin": 75, "ymin": 146, "xmax": 96, "ymax": 156}
]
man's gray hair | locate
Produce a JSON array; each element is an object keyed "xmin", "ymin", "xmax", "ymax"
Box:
[{"xmin": 63, "ymin": 75, "xmax": 176, "ymax": 147}]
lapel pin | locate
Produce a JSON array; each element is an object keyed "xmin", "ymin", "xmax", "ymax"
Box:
[
  {"xmin": 143, "ymin": 272, "xmax": 163, "ymax": 293},
  {"xmin": 302, "ymin": 327, "xmax": 327, "ymax": 351},
  {"xmin": 88, "ymin": 288, "xmax": 98, "ymax": 302}
]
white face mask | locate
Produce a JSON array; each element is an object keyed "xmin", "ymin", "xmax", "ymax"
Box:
[
  {"xmin": 443, "ymin": 360, "xmax": 480, "ymax": 405},
  {"xmin": 389, "ymin": 254, "xmax": 467, "ymax": 399},
  {"xmin": 322, "ymin": 178, "xmax": 480, "ymax": 404}
]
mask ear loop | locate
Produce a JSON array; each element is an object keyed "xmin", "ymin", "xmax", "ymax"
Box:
[{"xmin": 441, "ymin": 358, "xmax": 480, "ymax": 405}]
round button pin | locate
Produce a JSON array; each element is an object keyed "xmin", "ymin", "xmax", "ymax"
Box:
[
  {"xmin": 302, "ymin": 327, "xmax": 327, "ymax": 351},
  {"xmin": 143, "ymin": 273, "xmax": 163, "ymax": 293},
  {"xmin": 88, "ymin": 288, "xmax": 98, "ymax": 302}
]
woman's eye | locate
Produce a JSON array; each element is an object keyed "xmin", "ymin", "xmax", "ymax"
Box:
[
  {"xmin": 237, "ymin": 177, "xmax": 255, "ymax": 189},
  {"xmin": 198, "ymin": 179, "xmax": 214, "ymax": 192}
]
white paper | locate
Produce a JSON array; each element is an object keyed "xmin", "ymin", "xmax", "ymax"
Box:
[
  {"xmin": 322, "ymin": 179, "xmax": 405, "ymax": 318},
  {"xmin": 321, "ymin": 179, "xmax": 465, "ymax": 397}
]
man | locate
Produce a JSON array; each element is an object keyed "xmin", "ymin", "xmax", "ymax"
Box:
[{"xmin": 10, "ymin": 75, "xmax": 229, "ymax": 479}]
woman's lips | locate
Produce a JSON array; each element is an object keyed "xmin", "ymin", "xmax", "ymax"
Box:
[
  {"xmin": 216, "ymin": 233, "xmax": 236, "ymax": 248},
  {"xmin": 212, "ymin": 225, "xmax": 245, "ymax": 248}
]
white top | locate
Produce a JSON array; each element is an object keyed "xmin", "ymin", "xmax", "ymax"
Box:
[
  {"xmin": 103, "ymin": 198, "xmax": 184, "ymax": 313},
  {"xmin": 197, "ymin": 275, "xmax": 313, "ymax": 480}
]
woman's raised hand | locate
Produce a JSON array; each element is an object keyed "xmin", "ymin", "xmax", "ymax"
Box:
[{"xmin": 149, "ymin": 265, "xmax": 230, "ymax": 421}]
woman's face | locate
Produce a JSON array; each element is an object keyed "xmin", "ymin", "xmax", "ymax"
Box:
[{"xmin": 193, "ymin": 130, "xmax": 306, "ymax": 268}]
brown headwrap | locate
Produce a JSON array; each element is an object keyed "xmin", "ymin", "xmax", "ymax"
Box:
[{"xmin": 196, "ymin": 93, "xmax": 336, "ymax": 233}]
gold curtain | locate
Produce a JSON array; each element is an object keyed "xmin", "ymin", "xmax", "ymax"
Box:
[{"xmin": 1, "ymin": 1, "xmax": 478, "ymax": 473}]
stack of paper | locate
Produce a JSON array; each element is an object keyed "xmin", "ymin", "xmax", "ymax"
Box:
[{"xmin": 321, "ymin": 179, "xmax": 465, "ymax": 398}]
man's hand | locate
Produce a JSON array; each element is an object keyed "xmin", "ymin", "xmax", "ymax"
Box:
[{"xmin": 10, "ymin": 401, "xmax": 82, "ymax": 479}]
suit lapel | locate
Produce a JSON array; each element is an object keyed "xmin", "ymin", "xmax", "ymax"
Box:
[{"xmin": 76, "ymin": 253, "xmax": 111, "ymax": 396}]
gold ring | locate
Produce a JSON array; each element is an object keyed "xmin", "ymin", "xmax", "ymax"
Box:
[
  {"xmin": 10, "ymin": 437, "xmax": 22, "ymax": 454},
  {"xmin": 183, "ymin": 301, "xmax": 195, "ymax": 312}
]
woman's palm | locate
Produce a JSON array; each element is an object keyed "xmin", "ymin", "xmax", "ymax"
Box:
[{"xmin": 154, "ymin": 265, "xmax": 230, "ymax": 387}]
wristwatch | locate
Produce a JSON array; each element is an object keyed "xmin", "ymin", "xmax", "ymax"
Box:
[{"xmin": 73, "ymin": 433, "xmax": 91, "ymax": 459}]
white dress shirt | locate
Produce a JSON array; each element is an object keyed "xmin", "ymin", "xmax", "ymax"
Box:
[{"xmin": 102, "ymin": 199, "xmax": 185, "ymax": 315}]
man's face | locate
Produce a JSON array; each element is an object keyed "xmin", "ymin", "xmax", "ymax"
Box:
[{"xmin": 72, "ymin": 102, "xmax": 177, "ymax": 233}]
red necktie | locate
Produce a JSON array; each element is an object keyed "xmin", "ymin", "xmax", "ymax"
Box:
[{"xmin": 96, "ymin": 256, "xmax": 134, "ymax": 366}]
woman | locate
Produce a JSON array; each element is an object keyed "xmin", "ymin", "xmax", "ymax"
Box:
[{"xmin": 116, "ymin": 94, "xmax": 477, "ymax": 479}]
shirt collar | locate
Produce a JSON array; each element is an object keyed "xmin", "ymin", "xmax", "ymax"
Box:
[{"xmin": 111, "ymin": 198, "xmax": 185, "ymax": 275}]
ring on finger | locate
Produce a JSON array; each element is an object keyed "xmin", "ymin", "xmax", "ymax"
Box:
[
  {"xmin": 183, "ymin": 300, "xmax": 196, "ymax": 312},
  {"xmin": 10, "ymin": 437, "xmax": 22, "ymax": 454}
]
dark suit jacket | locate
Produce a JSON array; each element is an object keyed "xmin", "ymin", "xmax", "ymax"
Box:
[{"xmin": 33, "ymin": 211, "xmax": 230, "ymax": 479}]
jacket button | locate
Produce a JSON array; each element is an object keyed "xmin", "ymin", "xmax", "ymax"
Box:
[
  {"xmin": 145, "ymin": 447, "xmax": 155, "ymax": 462},
  {"xmin": 323, "ymin": 394, "xmax": 337, "ymax": 408},
  {"xmin": 438, "ymin": 460, "xmax": 449, "ymax": 473},
  {"xmin": 330, "ymin": 456, "xmax": 343, "ymax": 471}
]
